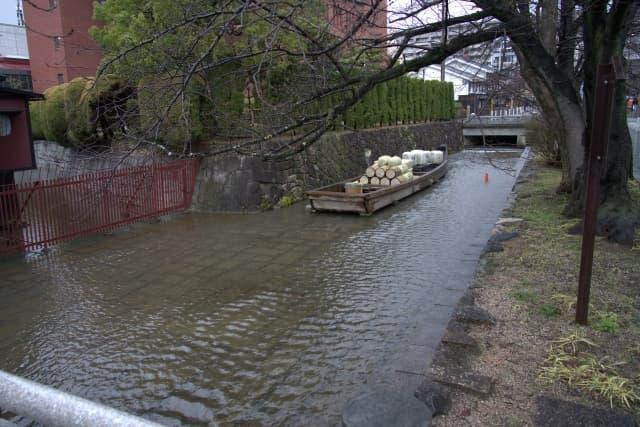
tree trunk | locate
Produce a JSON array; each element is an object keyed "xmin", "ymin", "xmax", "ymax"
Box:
[
  {"xmin": 513, "ymin": 46, "xmax": 584, "ymax": 191},
  {"xmin": 563, "ymin": 0, "xmax": 639, "ymax": 244}
]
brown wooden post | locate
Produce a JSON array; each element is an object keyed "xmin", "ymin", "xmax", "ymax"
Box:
[{"xmin": 575, "ymin": 60, "xmax": 621, "ymax": 324}]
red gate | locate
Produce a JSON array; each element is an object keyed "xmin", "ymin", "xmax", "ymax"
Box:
[{"xmin": 0, "ymin": 159, "xmax": 200, "ymax": 254}]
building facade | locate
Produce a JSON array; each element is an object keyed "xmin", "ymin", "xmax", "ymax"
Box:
[
  {"xmin": 0, "ymin": 23, "xmax": 31, "ymax": 91},
  {"xmin": 325, "ymin": 0, "xmax": 388, "ymax": 41},
  {"xmin": 22, "ymin": 0, "xmax": 386, "ymax": 93},
  {"xmin": 23, "ymin": 0, "xmax": 103, "ymax": 92},
  {"xmin": 402, "ymin": 21, "xmax": 531, "ymax": 115}
]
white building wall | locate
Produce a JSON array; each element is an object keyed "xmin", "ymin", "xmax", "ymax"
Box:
[{"xmin": 0, "ymin": 24, "xmax": 29, "ymax": 59}]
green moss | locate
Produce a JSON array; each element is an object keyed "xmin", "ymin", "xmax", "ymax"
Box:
[
  {"xmin": 259, "ymin": 197, "xmax": 272, "ymax": 211},
  {"xmin": 278, "ymin": 195, "xmax": 295, "ymax": 208}
]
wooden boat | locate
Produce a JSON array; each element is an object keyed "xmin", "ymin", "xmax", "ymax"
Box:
[{"xmin": 306, "ymin": 145, "xmax": 448, "ymax": 215}]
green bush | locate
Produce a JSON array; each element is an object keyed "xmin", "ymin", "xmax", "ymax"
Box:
[
  {"xmin": 42, "ymin": 84, "xmax": 68, "ymax": 144},
  {"xmin": 29, "ymin": 76, "xmax": 127, "ymax": 147},
  {"xmin": 338, "ymin": 77, "xmax": 455, "ymax": 129},
  {"xmin": 64, "ymin": 78, "xmax": 93, "ymax": 144},
  {"xmin": 29, "ymin": 100, "xmax": 45, "ymax": 140}
]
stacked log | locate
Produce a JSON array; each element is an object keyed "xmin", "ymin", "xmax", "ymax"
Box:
[{"xmin": 356, "ymin": 155, "xmax": 413, "ymax": 186}]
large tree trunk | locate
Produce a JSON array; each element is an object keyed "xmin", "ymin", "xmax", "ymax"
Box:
[
  {"xmin": 513, "ymin": 46, "xmax": 585, "ymax": 191},
  {"xmin": 563, "ymin": 0, "xmax": 639, "ymax": 244}
]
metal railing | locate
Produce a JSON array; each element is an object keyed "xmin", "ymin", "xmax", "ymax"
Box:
[
  {"xmin": 0, "ymin": 370, "xmax": 162, "ymax": 427},
  {"xmin": 464, "ymin": 113, "xmax": 535, "ymax": 126},
  {"xmin": 0, "ymin": 158, "xmax": 200, "ymax": 254}
]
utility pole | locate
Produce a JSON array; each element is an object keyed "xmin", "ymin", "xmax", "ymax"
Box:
[
  {"xmin": 440, "ymin": 0, "xmax": 448, "ymax": 81},
  {"xmin": 16, "ymin": 0, "xmax": 25, "ymax": 26},
  {"xmin": 575, "ymin": 58, "xmax": 624, "ymax": 325}
]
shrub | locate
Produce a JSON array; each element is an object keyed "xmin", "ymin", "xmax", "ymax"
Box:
[
  {"xmin": 29, "ymin": 76, "xmax": 128, "ymax": 147},
  {"xmin": 339, "ymin": 77, "xmax": 455, "ymax": 129},
  {"xmin": 29, "ymin": 100, "xmax": 46, "ymax": 140},
  {"xmin": 42, "ymin": 84, "xmax": 68, "ymax": 144}
]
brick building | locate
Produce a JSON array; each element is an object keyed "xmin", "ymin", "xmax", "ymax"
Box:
[
  {"xmin": 325, "ymin": 0, "xmax": 388, "ymax": 41},
  {"xmin": 22, "ymin": 0, "xmax": 387, "ymax": 93},
  {"xmin": 23, "ymin": 0, "xmax": 102, "ymax": 92}
]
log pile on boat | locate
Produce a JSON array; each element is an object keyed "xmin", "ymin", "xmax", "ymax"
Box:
[
  {"xmin": 306, "ymin": 145, "xmax": 449, "ymax": 215},
  {"xmin": 355, "ymin": 150, "xmax": 445, "ymax": 187}
]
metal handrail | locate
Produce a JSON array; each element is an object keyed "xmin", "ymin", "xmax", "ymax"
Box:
[
  {"xmin": 0, "ymin": 370, "xmax": 162, "ymax": 427},
  {"xmin": 464, "ymin": 114, "xmax": 535, "ymax": 124}
]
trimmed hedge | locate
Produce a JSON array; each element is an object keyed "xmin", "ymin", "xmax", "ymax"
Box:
[
  {"xmin": 29, "ymin": 76, "xmax": 129, "ymax": 147},
  {"xmin": 29, "ymin": 78, "xmax": 93, "ymax": 147},
  {"xmin": 29, "ymin": 74, "xmax": 456, "ymax": 147},
  {"xmin": 325, "ymin": 77, "xmax": 455, "ymax": 130}
]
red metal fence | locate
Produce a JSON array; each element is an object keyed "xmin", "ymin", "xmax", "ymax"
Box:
[{"xmin": 0, "ymin": 159, "xmax": 200, "ymax": 254}]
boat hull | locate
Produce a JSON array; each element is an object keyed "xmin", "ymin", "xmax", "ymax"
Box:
[{"xmin": 306, "ymin": 146, "xmax": 448, "ymax": 215}]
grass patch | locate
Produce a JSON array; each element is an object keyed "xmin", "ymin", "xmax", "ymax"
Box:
[
  {"xmin": 540, "ymin": 332, "xmax": 639, "ymax": 408},
  {"xmin": 488, "ymin": 162, "xmax": 640, "ymax": 413},
  {"xmin": 592, "ymin": 312, "xmax": 619, "ymax": 333},
  {"xmin": 539, "ymin": 303, "xmax": 559, "ymax": 318},
  {"xmin": 512, "ymin": 289, "xmax": 538, "ymax": 305}
]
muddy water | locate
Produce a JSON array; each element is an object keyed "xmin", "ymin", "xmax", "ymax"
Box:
[{"xmin": 0, "ymin": 150, "xmax": 524, "ymax": 426}]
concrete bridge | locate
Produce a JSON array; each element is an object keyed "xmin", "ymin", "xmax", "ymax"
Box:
[{"xmin": 463, "ymin": 114, "xmax": 535, "ymax": 146}]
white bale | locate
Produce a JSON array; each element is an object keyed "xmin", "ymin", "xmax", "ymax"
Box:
[
  {"xmin": 431, "ymin": 150, "xmax": 444, "ymax": 164},
  {"xmin": 423, "ymin": 151, "xmax": 433, "ymax": 165},
  {"xmin": 418, "ymin": 151, "xmax": 429, "ymax": 166},
  {"xmin": 401, "ymin": 158, "xmax": 413, "ymax": 168},
  {"xmin": 388, "ymin": 156, "xmax": 402, "ymax": 167},
  {"xmin": 377, "ymin": 155, "xmax": 391, "ymax": 166}
]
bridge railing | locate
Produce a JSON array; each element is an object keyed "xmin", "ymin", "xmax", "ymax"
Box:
[
  {"xmin": 463, "ymin": 113, "xmax": 537, "ymax": 126},
  {"xmin": 0, "ymin": 369, "xmax": 161, "ymax": 427}
]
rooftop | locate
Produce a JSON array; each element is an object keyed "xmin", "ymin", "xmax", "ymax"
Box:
[{"xmin": 0, "ymin": 23, "xmax": 29, "ymax": 59}]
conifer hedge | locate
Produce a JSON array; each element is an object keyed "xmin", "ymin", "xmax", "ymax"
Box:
[
  {"xmin": 30, "ymin": 74, "xmax": 455, "ymax": 147},
  {"xmin": 332, "ymin": 77, "xmax": 455, "ymax": 130},
  {"xmin": 29, "ymin": 76, "xmax": 131, "ymax": 147}
]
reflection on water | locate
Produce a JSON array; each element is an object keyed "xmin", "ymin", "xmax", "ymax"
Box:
[{"xmin": 0, "ymin": 150, "xmax": 523, "ymax": 425}]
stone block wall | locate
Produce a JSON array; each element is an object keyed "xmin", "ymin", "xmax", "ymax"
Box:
[{"xmin": 191, "ymin": 121, "xmax": 463, "ymax": 212}]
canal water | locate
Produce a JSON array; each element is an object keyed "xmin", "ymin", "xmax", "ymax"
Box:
[{"xmin": 0, "ymin": 149, "xmax": 524, "ymax": 426}]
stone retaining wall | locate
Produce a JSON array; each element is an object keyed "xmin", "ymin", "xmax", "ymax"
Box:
[{"xmin": 191, "ymin": 121, "xmax": 463, "ymax": 212}]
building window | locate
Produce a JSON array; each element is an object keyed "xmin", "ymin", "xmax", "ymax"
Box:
[
  {"xmin": 57, "ymin": 74, "xmax": 64, "ymax": 84},
  {"xmin": 0, "ymin": 114, "xmax": 11, "ymax": 137},
  {"xmin": 53, "ymin": 36, "xmax": 62, "ymax": 49},
  {"xmin": 49, "ymin": 0, "xmax": 58, "ymax": 9}
]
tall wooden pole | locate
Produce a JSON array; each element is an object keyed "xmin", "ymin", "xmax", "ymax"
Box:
[
  {"xmin": 575, "ymin": 60, "xmax": 621, "ymax": 324},
  {"xmin": 440, "ymin": 0, "xmax": 448, "ymax": 82}
]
